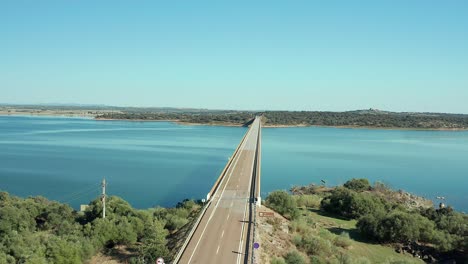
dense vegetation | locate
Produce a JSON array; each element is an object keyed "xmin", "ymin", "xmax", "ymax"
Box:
[
  {"xmin": 3, "ymin": 104, "xmax": 468, "ymax": 129},
  {"xmin": 96, "ymin": 111, "xmax": 256, "ymax": 126},
  {"xmin": 265, "ymin": 179, "xmax": 467, "ymax": 263},
  {"xmin": 262, "ymin": 110, "xmax": 468, "ymax": 129},
  {"xmin": 95, "ymin": 109, "xmax": 468, "ymax": 129},
  {"xmin": 0, "ymin": 192, "xmax": 200, "ymax": 264},
  {"xmin": 320, "ymin": 179, "xmax": 467, "ymax": 255}
]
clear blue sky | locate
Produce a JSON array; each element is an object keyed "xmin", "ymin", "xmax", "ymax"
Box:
[{"xmin": 1, "ymin": 1, "xmax": 467, "ymax": 113}]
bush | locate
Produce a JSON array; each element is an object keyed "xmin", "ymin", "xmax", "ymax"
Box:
[
  {"xmin": 290, "ymin": 218, "xmax": 312, "ymax": 235},
  {"xmin": 344, "ymin": 178, "xmax": 370, "ymax": 192},
  {"xmin": 284, "ymin": 250, "xmax": 306, "ymax": 264},
  {"xmin": 357, "ymin": 210, "xmax": 435, "ymax": 243},
  {"xmin": 266, "ymin": 191, "xmax": 299, "ymax": 219},
  {"xmin": 321, "ymin": 187, "xmax": 387, "ymax": 219},
  {"xmin": 334, "ymin": 232, "xmax": 352, "ymax": 248},
  {"xmin": 271, "ymin": 256, "xmax": 286, "ymax": 264},
  {"xmin": 306, "ymin": 234, "xmax": 332, "ymax": 256},
  {"xmin": 310, "ymin": 255, "xmax": 326, "ymax": 264},
  {"xmin": 294, "ymin": 195, "xmax": 321, "ymax": 209}
]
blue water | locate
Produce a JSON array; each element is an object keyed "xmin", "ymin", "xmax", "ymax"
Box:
[
  {"xmin": 0, "ymin": 116, "xmax": 245, "ymax": 208},
  {"xmin": 0, "ymin": 116, "xmax": 467, "ymax": 211},
  {"xmin": 262, "ymin": 127, "xmax": 468, "ymax": 212}
]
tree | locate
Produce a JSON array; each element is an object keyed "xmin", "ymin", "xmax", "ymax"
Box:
[
  {"xmin": 343, "ymin": 178, "xmax": 370, "ymax": 192},
  {"xmin": 321, "ymin": 187, "xmax": 386, "ymax": 219},
  {"xmin": 138, "ymin": 220, "xmax": 170, "ymax": 262},
  {"xmin": 265, "ymin": 191, "xmax": 299, "ymax": 219},
  {"xmin": 357, "ymin": 210, "xmax": 435, "ymax": 243}
]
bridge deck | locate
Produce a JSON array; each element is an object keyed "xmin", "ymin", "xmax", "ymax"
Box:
[{"xmin": 176, "ymin": 117, "xmax": 261, "ymax": 264}]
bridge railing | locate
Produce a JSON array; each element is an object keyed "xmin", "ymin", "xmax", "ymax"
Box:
[{"xmin": 255, "ymin": 119, "xmax": 262, "ymax": 206}]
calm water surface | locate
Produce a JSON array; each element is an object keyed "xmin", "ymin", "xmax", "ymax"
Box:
[
  {"xmin": 1, "ymin": 116, "xmax": 467, "ymax": 211},
  {"xmin": 262, "ymin": 127, "xmax": 468, "ymax": 211}
]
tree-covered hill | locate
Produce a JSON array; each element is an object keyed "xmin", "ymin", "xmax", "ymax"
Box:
[
  {"xmin": 0, "ymin": 192, "xmax": 201, "ymax": 264},
  {"xmin": 264, "ymin": 179, "xmax": 467, "ymax": 263}
]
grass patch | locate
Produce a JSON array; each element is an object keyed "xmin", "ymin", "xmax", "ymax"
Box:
[{"xmin": 302, "ymin": 209, "xmax": 423, "ymax": 264}]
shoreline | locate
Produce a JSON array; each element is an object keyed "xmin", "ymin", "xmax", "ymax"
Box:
[
  {"xmin": 2, "ymin": 113, "xmax": 467, "ymax": 131},
  {"xmin": 96, "ymin": 118, "xmax": 468, "ymax": 131}
]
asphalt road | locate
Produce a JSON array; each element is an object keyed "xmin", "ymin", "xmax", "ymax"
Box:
[{"xmin": 177, "ymin": 117, "xmax": 261, "ymax": 264}]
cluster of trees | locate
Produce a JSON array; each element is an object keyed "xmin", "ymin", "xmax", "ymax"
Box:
[
  {"xmin": 97, "ymin": 109, "xmax": 468, "ymax": 129},
  {"xmin": 320, "ymin": 179, "xmax": 467, "ymax": 254},
  {"xmin": 265, "ymin": 179, "xmax": 467, "ymax": 263},
  {"xmin": 266, "ymin": 190, "xmax": 364, "ymax": 264},
  {"xmin": 97, "ymin": 112, "xmax": 256, "ymax": 125},
  {"xmin": 0, "ymin": 192, "xmax": 200, "ymax": 263},
  {"xmin": 262, "ymin": 110, "xmax": 468, "ymax": 129}
]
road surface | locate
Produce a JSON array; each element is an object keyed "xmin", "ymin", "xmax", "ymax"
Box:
[{"xmin": 177, "ymin": 117, "xmax": 261, "ymax": 264}]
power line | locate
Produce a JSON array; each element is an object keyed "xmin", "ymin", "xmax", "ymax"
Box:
[{"xmin": 57, "ymin": 183, "xmax": 100, "ymax": 201}]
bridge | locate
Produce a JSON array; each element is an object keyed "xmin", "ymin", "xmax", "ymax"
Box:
[{"xmin": 174, "ymin": 116, "xmax": 262, "ymax": 264}]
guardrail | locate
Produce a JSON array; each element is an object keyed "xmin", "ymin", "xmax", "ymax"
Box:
[
  {"xmin": 172, "ymin": 119, "xmax": 254, "ymax": 263},
  {"xmin": 172, "ymin": 200, "xmax": 211, "ymax": 264},
  {"xmin": 250, "ymin": 117, "xmax": 262, "ymax": 264},
  {"xmin": 255, "ymin": 119, "xmax": 262, "ymax": 206}
]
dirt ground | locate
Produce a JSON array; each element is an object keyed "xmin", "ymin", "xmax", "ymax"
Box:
[{"xmin": 254, "ymin": 206, "xmax": 296, "ymax": 264}]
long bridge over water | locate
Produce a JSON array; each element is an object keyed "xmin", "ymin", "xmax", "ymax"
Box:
[{"xmin": 174, "ymin": 116, "xmax": 262, "ymax": 264}]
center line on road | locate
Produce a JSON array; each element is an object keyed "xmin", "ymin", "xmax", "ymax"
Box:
[
  {"xmin": 185, "ymin": 128, "xmax": 248, "ymax": 264},
  {"xmin": 221, "ymin": 230, "xmax": 225, "ymax": 238},
  {"xmin": 227, "ymin": 213, "xmax": 230, "ymax": 220},
  {"xmin": 216, "ymin": 245, "xmax": 220, "ymax": 254}
]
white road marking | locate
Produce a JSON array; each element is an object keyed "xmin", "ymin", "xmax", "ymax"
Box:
[
  {"xmin": 216, "ymin": 245, "xmax": 220, "ymax": 254},
  {"xmin": 227, "ymin": 213, "xmax": 230, "ymax": 220},
  {"xmin": 236, "ymin": 119, "xmax": 258, "ymax": 264},
  {"xmin": 186, "ymin": 126, "xmax": 251, "ymax": 264},
  {"xmin": 221, "ymin": 230, "xmax": 225, "ymax": 238}
]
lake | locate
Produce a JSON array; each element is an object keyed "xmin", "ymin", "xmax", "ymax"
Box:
[{"xmin": 1, "ymin": 116, "xmax": 467, "ymax": 211}]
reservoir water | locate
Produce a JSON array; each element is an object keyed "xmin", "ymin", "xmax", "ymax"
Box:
[{"xmin": 1, "ymin": 116, "xmax": 467, "ymax": 211}]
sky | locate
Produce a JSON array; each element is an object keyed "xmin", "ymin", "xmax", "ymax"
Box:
[{"xmin": 1, "ymin": 1, "xmax": 468, "ymax": 113}]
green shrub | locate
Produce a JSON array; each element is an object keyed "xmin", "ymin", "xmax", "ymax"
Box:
[
  {"xmin": 290, "ymin": 218, "xmax": 311, "ymax": 235},
  {"xmin": 284, "ymin": 250, "xmax": 306, "ymax": 264},
  {"xmin": 334, "ymin": 232, "xmax": 352, "ymax": 248},
  {"xmin": 292, "ymin": 234, "xmax": 303, "ymax": 247},
  {"xmin": 321, "ymin": 187, "xmax": 387, "ymax": 219},
  {"xmin": 271, "ymin": 256, "xmax": 286, "ymax": 264},
  {"xmin": 357, "ymin": 210, "xmax": 436, "ymax": 243},
  {"xmin": 344, "ymin": 178, "xmax": 371, "ymax": 192},
  {"xmin": 310, "ymin": 255, "xmax": 326, "ymax": 264},
  {"xmin": 297, "ymin": 233, "xmax": 332, "ymax": 257},
  {"xmin": 295, "ymin": 195, "xmax": 321, "ymax": 209},
  {"xmin": 266, "ymin": 191, "xmax": 299, "ymax": 219}
]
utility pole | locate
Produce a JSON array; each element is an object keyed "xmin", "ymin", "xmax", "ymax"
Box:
[{"xmin": 102, "ymin": 178, "xmax": 106, "ymax": 219}]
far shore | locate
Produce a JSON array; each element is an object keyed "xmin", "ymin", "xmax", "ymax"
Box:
[
  {"xmin": 96, "ymin": 117, "xmax": 468, "ymax": 131},
  {"xmin": 2, "ymin": 112, "xmax": 467, "ymax": 131}
]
